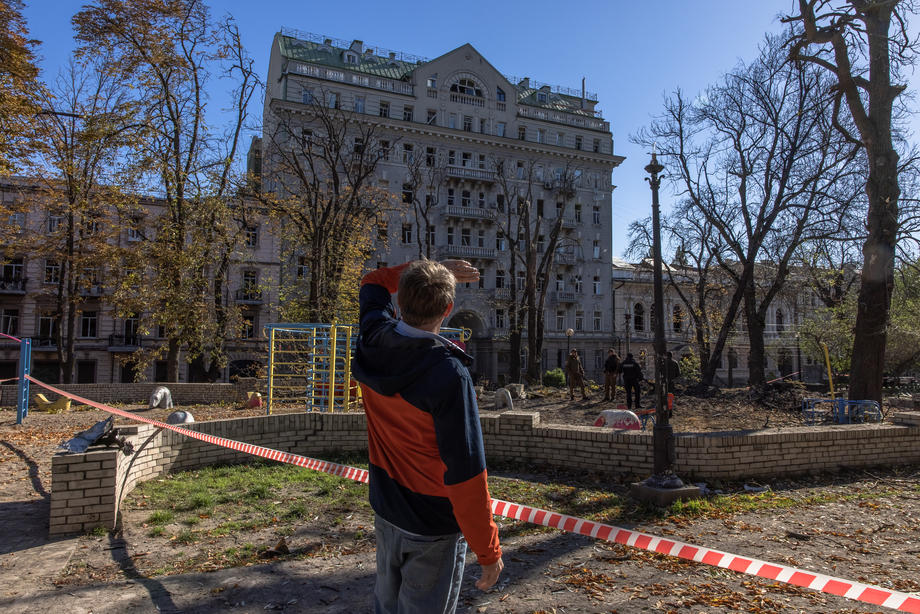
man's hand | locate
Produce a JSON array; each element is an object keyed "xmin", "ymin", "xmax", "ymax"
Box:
[
  {"xmin": 439, "ymin": 259, "xmax": 479, "ymax": 284},
  {"xmin": 475, "ymin": 557, "xmax": 504, "ymax": 591}
]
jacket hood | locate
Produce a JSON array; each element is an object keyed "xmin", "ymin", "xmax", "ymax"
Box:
[{"xmin": 353, "ymin": 320, "xmax": 473, "ymax": 397}]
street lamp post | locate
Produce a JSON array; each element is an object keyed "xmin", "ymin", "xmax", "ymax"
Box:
[
  {"xmin": 631, "ymin": 151, "xmax": 698, "ymax": 505},
  {"xmin": 565, "ymin": 328, "xmax": 574, "ymax": 355},
  {"xmin": 624, "ymin": 313, "xmax": 631, "ymax": 355}
]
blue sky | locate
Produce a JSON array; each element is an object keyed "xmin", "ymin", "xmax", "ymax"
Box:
[{"xmin": 23, "ymin": 0, "xmax": 912, "ymax": 257}]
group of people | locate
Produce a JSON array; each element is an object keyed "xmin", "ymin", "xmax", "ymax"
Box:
[
  {"xmin": 601, "ymin": 349, "xmax": 682, "ymax": 410},
  {"xmin": 563, "ymin": 347, "xmax": 682, "ymax": 409}
]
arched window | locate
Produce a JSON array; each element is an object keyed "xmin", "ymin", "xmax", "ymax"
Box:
[
  {"xmin": 776, "ymin": 309, "xmax": 785, "ymax": 333},
  {"xmin": 496, "ymin": 87, "xmax": 506, "ymax": 101},
  {"xmin": 450, "ymin": 78, "xmax": 483, "ymax": 97},
  {"xmin": 633, "ymin": 303, "xmax": 645, "ymax": 332},
  {"xmin": 673, "ymin": 305, "xmax": 683, "ymax": 332}
]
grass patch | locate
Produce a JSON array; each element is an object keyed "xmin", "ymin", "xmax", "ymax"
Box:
[
  {"xmin": 488, "ymin": 471, "xmax": 914, "ymax": 528},
  {"xmin": 124, "ymin": 455, "xmax": 917, "ymax": 578},
  {"xmin": 126, "ymin": 455, "xmax": 371, "ymax": 552},
  {"xmin": 146, "ymin": 510, "xmax": 174, "ymax": 526},
  {"xmin": 284, "ymin": 502, "xmax": 308, "ymax": 519},
  {"xmin": 174, "ymin": 529, "xmax": 197, "ymax": 545}
]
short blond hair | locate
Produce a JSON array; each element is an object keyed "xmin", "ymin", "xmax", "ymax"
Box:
[{"xmin": 398, "ymin": 260, "xmax": 455, "ymax": 327}]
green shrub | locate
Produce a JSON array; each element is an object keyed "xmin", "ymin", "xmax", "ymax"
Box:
[
  {"xmin": 543, "ymin": 368, "xmax": 566, "ymax": 388},
  {"xmin": 679, "ymin": 353, "xmax": 701, "ymax": 387}
]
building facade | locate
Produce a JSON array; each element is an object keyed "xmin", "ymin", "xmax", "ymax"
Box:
[
  {"xmin": 0, "ymin": 177, "xmax": 279, "ymax": 384},
  {"xmin": 611, "ymin": 258, "xmax": 824, "ymax": 386},
  {"xmin": 261, "ymin": 29, "xmax": 624, "ymax": 385}
]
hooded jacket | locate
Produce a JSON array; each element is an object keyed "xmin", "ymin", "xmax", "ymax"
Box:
[{"xmin": 352, "ymin": 263, "xmax": 501, "ymax": 565}]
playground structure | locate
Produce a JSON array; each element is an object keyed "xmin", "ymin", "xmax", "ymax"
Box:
[
  {"xmin": 0, "ymin": 332, "xmax": 31, "ymax": 425},
  {"xmin": 263, "ymin": 323, "xmax": 470, "ymax": 413},
  {"xmin": 34, "ymin": 393, "xmax": 72, "ymax": 413}
]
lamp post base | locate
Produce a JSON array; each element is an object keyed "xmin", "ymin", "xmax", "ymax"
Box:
[{"xmin": 631, "ymin": 473, "xmax": 701, "ymax": 507}]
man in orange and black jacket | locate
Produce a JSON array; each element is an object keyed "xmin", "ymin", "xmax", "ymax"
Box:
[{"xmin": 353, "ymin": 259, "xmax": 503, "ymax": 614}]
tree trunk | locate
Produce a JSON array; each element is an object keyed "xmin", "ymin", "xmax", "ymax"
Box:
[
  {"xmin": 849, "ymin": 158, "xmax": 898, "ymax": 401},
  {"xmin": 64, "ymin": 297, "xmax": 76, "ymax": 385},
  {"xmin": 694, "ymin": 325, "xmax": 710, "ymax": 382},
  {"xmin": 745, "ymin": 284, "xmax": 766, "ymax": 387},
  {"xmin": 699, "ymin": 270, "xmax": 750, "ymax": 386},
  {"xmin": 508, "ymin": 328, "xmax": 522, "ymax": 384},
  {"xmin": 167, "ymin": 337, "xmax": 181, "ymax": 382}
]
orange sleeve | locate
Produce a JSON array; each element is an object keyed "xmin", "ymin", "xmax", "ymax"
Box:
[
  {"xmin": 361, "ymin": 262, "xmax": 412, "ymax": 293},
  {"xmin": 445, "ymin": 470, "xmax": 502, "ymax": 565}
]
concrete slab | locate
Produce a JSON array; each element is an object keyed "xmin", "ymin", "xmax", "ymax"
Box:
[{"xmin": 630, "ymin": 482, "xmax": 702, "ymax": 507}]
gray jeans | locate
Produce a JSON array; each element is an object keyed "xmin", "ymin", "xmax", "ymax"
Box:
[{"xmin": 374, "ymin": 515, "xmax": 467, "ymax": 614}]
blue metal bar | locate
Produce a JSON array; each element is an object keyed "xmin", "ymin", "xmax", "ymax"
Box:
[{"xmin": 16, "ymin": 338, "xmax": 31, "ymax": 425}]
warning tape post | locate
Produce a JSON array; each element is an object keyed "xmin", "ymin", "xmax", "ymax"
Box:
[{"xmin": 25, "ymin": 374, "xmax": 920, "ymax": 613}]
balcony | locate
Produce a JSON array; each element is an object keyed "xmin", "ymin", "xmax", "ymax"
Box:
[
  {"xmin": 494, "ymin": 287, "xmax": 511, "ymax": 300},
  {"xmin": 555, "ymin": 252, "xmax": 577, "ymax": 266},
  {"xmin": 287, "ymin": 61, "xmax": 413, "ymax": 96},
  {"xmin": 448, "ymin": 92, "xmax": 484, "ymax": 107},
  {"xmin": 80, "ymin": 284, "xmax": 105, "ymax": 297},
  {"xmin": 108, "ymin": 334, "xmax": 144, "ymax": 351},
  {"xmin": 445, "ymin": 165, "xmax": 496, "ymax": 183},
  {"xmin": 34, "ymin": 337, "xmax": 57, "ymax": 350},
  {"xmin": 0, "ymin": 277, "xmax": 26, "ymax": 294},
  {"xmin": 439, "ymin": 245, "xmax": 497, "ymax": 260},
  {"xmin": 235, "ymin": 288, "xmax": 264, "ymax": 304},
  {"xmin": 560, "ymin": 217, "xmax": 578, "ymax": 230},
  {"xmin": 444, "ymin": 205, "xmax": 495, "ymax": 221},
  {"xmin": 553, "ymin": 291, "xmax": 578, "ymax": 303},
  {"xmin": 517, "ymin": 105, "xmax": 610, "ymax": 132}
]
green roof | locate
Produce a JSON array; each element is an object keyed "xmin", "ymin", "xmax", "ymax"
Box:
[{"xmin": 278, "ymin": 35, "xmax": 417, "ymax": 81}]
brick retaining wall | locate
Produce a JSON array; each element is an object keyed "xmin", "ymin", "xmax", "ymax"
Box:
[
  {"xmin": 49, "ymin": 409, "xmax": 920, "ymax": 535},
  {"xmin": 2, "ymin": 380, "xmax": 262, "ymax": 408}
]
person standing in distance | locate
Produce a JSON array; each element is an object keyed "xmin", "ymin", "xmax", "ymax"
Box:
[
  {"xmin": 354, "ymin": 259, "xmax": 503, "ymax": 614},
  {"xmin": 565, "ymin": 348, "xmax": 589, "ymax": 401},
  {"xmin": 619, "ymin": 352, "xmax": 644, "ymax": 410},
  {"xmin": 602, "ymin": 349, "xmax": 620, "ymax": 401},
  {"xmin": 665, "ymin": 351, "xmax": 681, "ymax": 395}
]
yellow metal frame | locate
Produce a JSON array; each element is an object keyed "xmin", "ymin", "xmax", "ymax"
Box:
[
  {"xmin": 821, "ymin": 342, "xmax": 836, "ymax": 400},
  {"xmin": 265, "ymin": 323, "xmax": 363, "ymax": 414},
  {"xmin": 264, "ymin": 323, "xmax": 468, "ymax": 414}
]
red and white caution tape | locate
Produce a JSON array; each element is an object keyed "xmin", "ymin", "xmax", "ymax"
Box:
[
  {"xmin": 25, "ymin": 376, "xmax": 368, "ymax": 483},
  {"xmin": 27, "ymin": 375, "xmax": 920, "ymax": 613},
  {"xmin": 490, "ymin": 499, "xmax": 920, "ymax": 613}
]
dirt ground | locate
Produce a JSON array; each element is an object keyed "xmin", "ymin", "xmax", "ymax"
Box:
[{"xmin": 1, "ymin": 385, "xmax": 919, "ymax": 613}]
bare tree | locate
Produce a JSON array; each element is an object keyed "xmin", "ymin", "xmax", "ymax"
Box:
[
  {"xmin": 402, "ymin": 144, "xmax": 445, "ymax": 259},
  {"xmin": 493, "ymin": 157, "xmax": 580, "ymax": 383},
  {"xmin": 783, "ymin": 0, "xmax": 918, "ymax": 401},
  {"xmin": 263, "ymin": 92, "xmax": 398, "ymax": 322},
  {"xmin": 635, "ymin": 37, "xmax": 860, "ymax": 387},
  {"xmin": 628, "ymin": 209, "xmax": 729, "ymax": 384}
]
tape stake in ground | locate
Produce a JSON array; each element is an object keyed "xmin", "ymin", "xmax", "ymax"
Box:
[{"xmin": 27, "ymin": 375, "xmax": 920, "ymax": 613}]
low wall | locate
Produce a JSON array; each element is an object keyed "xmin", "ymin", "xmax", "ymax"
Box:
[
  {"xmin": 2, "ymin": 380, "xmax": 262, "ymax": 408},
  {"xmin": 49, "ymin": 409, "xmax": 920, "ymax": 535},
  {"xmin": 50, "ymin": 412, "xmax": 367, "ymax": 535}
]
